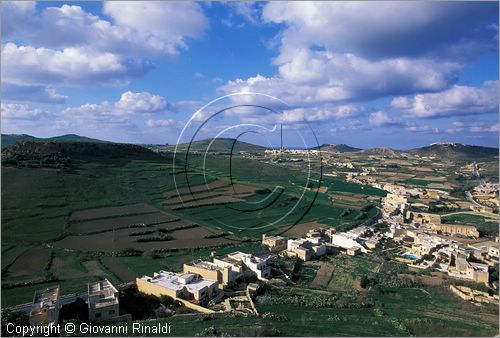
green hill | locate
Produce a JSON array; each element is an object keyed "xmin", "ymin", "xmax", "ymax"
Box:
[
  {"xmin": 409, "ymin": 142, "xmax": 498, "ymax": 161},
  {"xmin": 361, "ymin": 147, "xmax": 402, "ymax": 157},
  {"xmin": 314, "ymin": 144, "xmax": 362, "ymax": 153},
  {"xmin": 1, "ymin": 133, "xmax": 110, "ymax": 148},
  {"xmin": 2, "ymin": 141, "xmax": 162, "ymax": 168},
  {"xmin": 167, "ymin": 138, "xmax": 267, "ymax": 154},
  {"xmin": 1, "ymin": 134, "xmax": 38, "ymax": 148}
]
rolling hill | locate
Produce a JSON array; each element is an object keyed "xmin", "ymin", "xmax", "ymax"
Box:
[
  {"xmin": 1, "ymin": 133, "xmax": 110, "ymax": 148},
  {"xmin": 167, "ymin": 138, "xmax": 267, "ymax": 154},
  {"xmin": 2, "ymin": 140, "xmax": 162, "ymax": 168},
  {"xmin": 360, "ymin": 147, "xmax": 402, "ymax": 157},
  {"xmin": 409, "ymin": 142, "xmax": 498, "ymax": 161},
  {"xmin": 313, "ymin": 143, "xmax": 362, "ymax": 153}
]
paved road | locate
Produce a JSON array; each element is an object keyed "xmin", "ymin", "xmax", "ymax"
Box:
[{"xmin": 465, "ymin": 191, "xmax": 492, "ymax": 210}]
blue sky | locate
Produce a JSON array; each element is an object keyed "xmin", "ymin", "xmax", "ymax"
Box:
[{"xmin": 1, "ymin": 1, "xmax": 499, "ymax": 149}]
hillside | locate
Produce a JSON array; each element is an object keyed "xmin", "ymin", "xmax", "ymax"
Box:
[
  {"xmin": 1, "ymin": 133, "xmax": 109, "ymax": 148},
  {"xmin": 1, "ymin": 134, "xmax": 38, "ymax": 148},
  {"xmin": 409, "ymin": 143, "xmax": 498, "ymax": 161},
  {"xmin": 314, "ymin": 144, "xmax": 362, "ymax": 153},
  {"xmin": 1, "ymin": 141, "xmax": 162, "ymax": 168},
  {"xmin": 167, "ymin": 138, "xmax": 267, "ymax": 154},
  {"xmin": 361, "ymin": 147, "xmax": 402, "ymax": 157}
]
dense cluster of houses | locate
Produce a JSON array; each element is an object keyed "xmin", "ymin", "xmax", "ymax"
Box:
[
  {"xmin": 382, "ymin": 188, "xmax": 498, "ymax": 288},
  {"xmin": 263, "ymin": 224, "xmax": 383, "ymax": 261}
]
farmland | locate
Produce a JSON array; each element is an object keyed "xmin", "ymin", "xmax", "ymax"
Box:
[{"xmin": 2, "ymin": 139, "xmax": 498, "ymax": 337}]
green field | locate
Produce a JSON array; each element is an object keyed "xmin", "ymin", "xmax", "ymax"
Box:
[{"xmin": 0, "ymin": 150, "xmax": 387, "ymax": 310}]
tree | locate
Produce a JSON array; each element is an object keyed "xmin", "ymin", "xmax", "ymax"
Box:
[{"xmin": 2, "ymin": 310, "xmax": 29, "ymax": 337}]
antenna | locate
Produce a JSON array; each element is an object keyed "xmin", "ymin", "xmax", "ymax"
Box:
[{"xmin": 280, "ymin": 124, "xmax": 283, "ymax": 152}]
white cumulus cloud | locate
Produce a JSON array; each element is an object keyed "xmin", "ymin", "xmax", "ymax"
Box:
[
  {"xmin": 392, "ymin": 81, "xmax": 498, "ymax": 118},
  {"xmin": 1, "ymin": 103, "xmax": 49, "ymax": 120}
]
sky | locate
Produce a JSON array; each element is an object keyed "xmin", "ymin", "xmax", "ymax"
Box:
[{"xmin": 1, "ymin": 1, "xmax": 499, "ymax": 149}]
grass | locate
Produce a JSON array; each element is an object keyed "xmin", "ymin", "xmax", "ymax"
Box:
[
  {"xmin": 324, "ymin": 255, "xmax": 379, "ymax": 291},
  {"xmin": 403, "ymin": 178, "xmax": 436, "ymax": 187},
  {"xmin": 372, "ymin": 287, "xmax": 499, "ymax": 336}
]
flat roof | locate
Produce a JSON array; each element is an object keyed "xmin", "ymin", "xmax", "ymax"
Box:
[
  {"xmin": 264, "ymin": 235, "xmax": 285, "ymax": 241},
  {"xmin": 140, "ymin": 271, "xmax": 217, "ymax": 292},
  {"xmin": 188, "ymin": 260, "xmax": 223, "ymax": 271},
  {"xmin": 88, "ymin": 279, "xmax": 118, "ymax": 309},
  {"xmin": 32, "ymin": 286, "xmax": 59, "ymax": 312}
]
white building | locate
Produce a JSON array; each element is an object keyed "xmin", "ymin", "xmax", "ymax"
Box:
[
  {"xmin": 330, "ymin": 234, "xmax": 367, "ymax": 253},
  {"xmin": 88, "ymin": 279, "xmax": 120, "ymax": 323},
  {"xmin": 214, "ymin": 251, "xmax": 271, "ymax": 280}
]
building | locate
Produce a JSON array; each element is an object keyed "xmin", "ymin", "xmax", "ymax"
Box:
[
  {"xmin": 330, "ymin": 234, "xmax": 366, "ymax": 253},
  {"xmin": 406, "ymin": 211, "xmax": 441, "ymax": 226},
  {"xmin": 449, "ymin": 255, "xmax": 490, "ymax": 285},
  {"xmin": 324, "ymin": 228, "xmax": 337, "ymax": 241},
  {"xmin": 347, "ymin": 247, "xmax": 361, "ymax": 256},
  {"xmin": 137, "ymin": 271, "xmax": 219, "ymax": 306},
  {"xmin": 388, "ymin": 223, "xmax": 408, "ymax": 240},
  {"xmin": 382, "ymin": 193, "xmax": 408, "ymax": 217},
  {"xmin": 183, "ymin": 260, "xmax": 240, "ymax": 287},
  {"xmin": 286, "ymin": 238, "xmax": 327, "ymax": 261},
  {"xmin": 214, "ymin": 251, "xmax": 272, "ymax": 280},
  {"xmin": 488, "ymin": 246, "xmax": 499, "ymax": 260},
  {"xmin": 262, "ymin": 234, "xmax": 287, "ymax": 252},
  {"xmin": 29, "ymin": 286, "xmax": 60, "ymax": 327},
  {"xmin": 430, "ymin": 223, "xmax": 479, "ymax": 238},
  {"xmin": 409, "ymin": 233, "xmax": 445, "ymax": 256},
  {"xmin": 450, "ymin": 285, "xmax": 499, "ymax": 304},
  {"xmin": 88, "ymin": 279, "xmax": 120, "ymax": 323}
]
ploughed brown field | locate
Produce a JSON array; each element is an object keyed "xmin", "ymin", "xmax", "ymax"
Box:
[
  {"xmin": 69, "ymin": 213, "xmax": 180, "ymax": 234},
  {"xmin": 163, "ymin": 179, "xmax": 259, "ymax": 208},
  {"xmin": 68, "ymin": 203, "xmax": 179, "ymax": 235},
  {"xmin": 279, "ymin": 221, "xmax": 325, "ymax": 237},
  {"xmin": 53, "ymin": 225, "xmax": 234, "ymax": 252},
  {"xmin": 52, "ymin": 202, "xmax": 238, "ymax": 252},
  {"xmin": 70, "ymin": 202, "xmax": 160, "ymax": 221}
]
